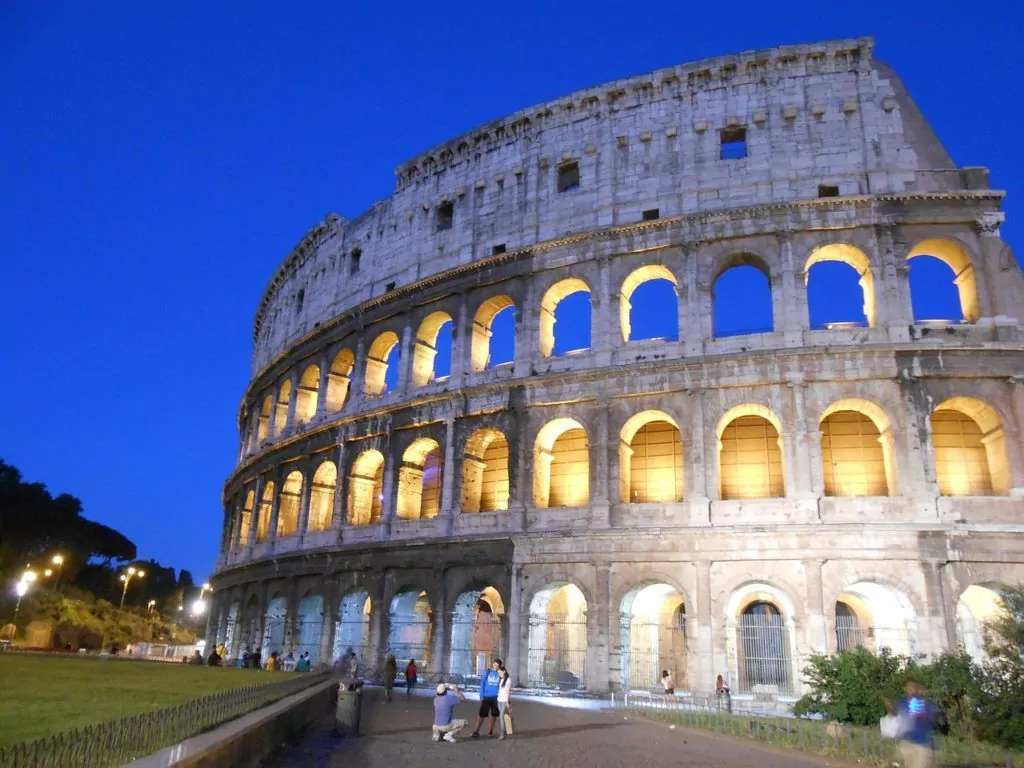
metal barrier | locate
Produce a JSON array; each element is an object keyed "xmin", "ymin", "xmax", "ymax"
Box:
[{"xmin": 0, "ymin": 671, "xmax": 333, "ymax": 768}]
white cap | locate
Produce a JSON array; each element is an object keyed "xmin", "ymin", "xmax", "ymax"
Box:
[{"xmin": 436, "ymin": 683, "xmax": 447, "ymax": 695}]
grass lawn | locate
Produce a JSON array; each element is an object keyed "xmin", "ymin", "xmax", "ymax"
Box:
[{"xmin": 0, "ymin": 654, "xmax": 286, "ymax": 747}]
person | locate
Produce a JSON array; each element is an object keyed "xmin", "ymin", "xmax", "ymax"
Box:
[
  {"xmin": 471, "ymin": 658, "xmax": 502, "ymax": 738},
  {"xmin": 384, "ymin": 655, "xmax": 398, "ymax": 702},
  {"xmin": 344, "ymin": 647, "xmax": 358, "ymax": 677},
  {"xmin": 715, "ymin": 674, "xmax": 729, "ymax": 696},
  {"xmin": 191, "ymin": 650, "xmax": 204, "ymax": 666},
  {"xmin": 295, "ymin": 652, "xmax": 310, "ymax": 672},
  {"xmin": 406, "ymin": 659, "xmax": 418, "ymax": 697},
  {"xmin": 283, "ymin": 651, "xmax": 296, "ymax": 671},
  {"xmin": 207, "ymin": 647, "xmax": 222, "ymax": 666},
  {"xmin": 886, "ymin": 680, "xmax": 936, "ymax": 768},
  {"xmin": 432, "ymin": 683, "xmax": 468, "ymax": 743},
  {"xmin": 267, "ymin": 651, "xmax": 280, "ymax": 671},
  {"xmin": 661, "ymin": 670, "xmax": 676, "ymax": 696},
  {"xmin": 496, "ymin": 666, "xmax": 513, "ymax": 740},
  {"xmin": 252, "ymin": 646, "xmax": 262, "ymax": 669}
]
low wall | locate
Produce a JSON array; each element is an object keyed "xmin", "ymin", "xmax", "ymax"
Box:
[{"xmin": 128, "ymin": 677, "xmax": 337, "ymax": 768}]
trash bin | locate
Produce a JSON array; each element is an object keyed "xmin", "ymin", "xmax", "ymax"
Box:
[{"xmin": 335, "ymin": 679, "xmax": 364, "ymax": 737}]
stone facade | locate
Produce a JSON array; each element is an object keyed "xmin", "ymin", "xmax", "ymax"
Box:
[{"xmin": 210, "ymin": 38, "xmax": 1024, "ymax": 704}]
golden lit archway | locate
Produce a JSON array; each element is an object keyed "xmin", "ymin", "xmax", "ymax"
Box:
[
  {"xmin": 348, "ymin": 449, "xmax": 385, "ymax": 525},
  {"xmin": 308, "ymin": 460, "xmax": 337, "ymax": 531},
  {"xmin": 256, "ymin": 480, "xmax": 275, "ymax": 542},
  {"xmin": 448, "ymin": 587, "xmax": 506, "ymax": 680},
  {"xmin": 619, "ymin": 410, "xmax": 683, "ymax": 503},
  {"xmin": 237, "ymin": 489, "xmax": 254, "ymax": 549},
  {"xmin": 527, "ymin": 582, "xmax": 588, "ymax": 689},
  {"xmin": 539, "ymin": 278, "xmax": 591, "ymax": 358},
  {"xmin": 412, "ymin": 311, "xmax": 453, "ymax": 387},
  {"xmin": 619, "ymin": 582, "xmax": 686, "ymax": 691},
  {"xmin": 461, "ymin": 427, "xmax": 510, "ymax": 513},
  {"xmin": 534, "ymin": 418, "xmax": 589, "ymax": 508},
  {"xmin": 932, "ymin": 397, "xmax": 1009, "ymax": 496},
  {"xmin": 834, "ymin": 582, "xmax": 916, "ymax": 655},
  {"xmin": 471, "ymin": 295, "xmax": 515, "ymax": 372},
  {"xmin": 820, "ymin": 399, "xmax": 894, "ymax": 497},
  {"xmin": 907, "ymin": 238, "xmax": 979, "ymax": 323},
  {"xmin": 397, "ymin": 438, "xmax": 442, "ymax": 519},
  {"xmin": 277, "ymin": 470, "xmax": 303, "ymax": 537},
  {"xmin": 717, "ymin": 405, "xmax": 785, "ymax": 500},
  {"xmin": 619, "ymin": 265, "xmax": 678, "ymax": 342},
  {"xmin": 326, "ymin": 348, "xmax": 355, "ymax": 412},
  {"xmin": 295, "ymin": 365, "xmax": 320, "ymax": 424},
  {"xmin": 957, "ymin": 584, "xmax": 1008, "ymax": 665},
  {"xmin": 274, "ymin": 380, "xmax": 292, "ymax": 437},
  {"xmin": 257, "ymin": 395, "xmax": 272, "ymax": 443},
  {"xmin": 364, "ymin": 331, "xmax": 400, "ymax": 397},
  {"xmin": 805, "ymin": 243, "xmax": 876, "ymax": 328}
]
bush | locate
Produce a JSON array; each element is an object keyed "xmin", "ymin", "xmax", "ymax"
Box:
[{"xmin": 793, "ymin": 646, "xmax": 909, "ymax": 725}]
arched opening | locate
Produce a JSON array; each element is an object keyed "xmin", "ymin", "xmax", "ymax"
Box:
[
  {"xmin": 262, "ymin": 595, "xmax": 287, "ymax": 664},
  {"xmin": 907, "ymin": 238, "xmax": 979, "ymax": 324},
  {"xmin": 257, "ymin": 395, "xmax": 272, "ymax": 443},
  {"xmin": 448, "ymin": 587, "xmax": 505, "ymax": 681},
  {"xmin": 256, "ymin": 481, "xmax": 275, "ymax": 542},
  {"xmin": 388, "ymin": 588, "xmax": 433, "ymax": 668},
  {"xmin": 820, "ymin": 400, "xmax": 894, "ymax": 497},
  {"xmin": 527, "ymin": 583, "xmax": 587, "ymax": 690},
  {"xmin": 712, "ymin": 256, "xmax": 773, "ymax": 338},
  {"xmin": 308, "ymin": 461, "xmax": 337, "ymax": 532},
  {"xmin": 365, "ymin": 331, "xmax": 400, "ymax": 397},
  {"xmin": 333, "ymin": 589, "xmax": 371, "ymax": 669},
  {"xmin": 472, "ymin": 295, "xmax": 516, "ymax": 371},
  {"xmin": 620, "ymin": 411, "xmax": 684, "ymax": 503},
  {"xmin": 956, "ymin": 584, "xmax": 1007, "ymax": 665},
  {"xmin": 805, "ymin": 244, "xmax": 874, "ymax": 329},
  {"xmin": 540, "ymin": 278, "xmax": 591, "ymax": 358},
  {"xmin": 277, "ymin": 470, "xmax": 303, "ymax": 537},
  {"xmin": 295, "ymin": 365, "xmax": 320, "ymax": 424},
  {"xmin": 533, "ymin": 418, "xmax": 589, "ymax": 508},
  {"xmin": 620, "ymin": 265, "xmax": 679, "ymax": 342},
  {"xmin": 397, "ymin": 438, "xmax": 442, "ymax": 520},
  {"xmin": 348, "ymin": 450, "xmax": 384, "ymax": 525},
  {"xmin": 295, "ymin": 593, "xmax": 324, "ymax": 664},
  {"xmin": 932, "ymin": 397, "xmax": 1010, "ymax": 496},
  {"xmin": 717, "ymin": 406, "xmax": 785, "ymax": 500},
  {"xmin": 461, "ymin": 427, "xmax": 510, "ymax": 513},
  {"xmin": 236, "ymin": 489, "xmax": 254, "ymax": 549},
  {"xmin": 242, "ymin": 595, "xmax": 260, "ymax": 649},
  {"xmin": 619, "ymin": 583, "xmax": 686, "ymax": 692},
  {"xmin": 412, "ymin": 311, "xmax": 454, "ymax": 387},
  {"xmin": 274, "ymin": 380, "xmax": 292, "ymax": 436},
  {"xmin": 736, "ymin": 597, "xmax": 792, "ymax": 693},
  {"xmin": 326, "ymin": 348, "xmax": 355, "ymax": 412},
  {"xmin": 834, "ymin": 582, "xmax": 916, "ymax": 656}
]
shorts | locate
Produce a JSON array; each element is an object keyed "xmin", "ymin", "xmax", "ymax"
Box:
[
  {"xmin": 479, "ymin": 697, "xmax": 499, "ymax": 717},
  {"xmin": 664, "ymin": 687, "xmax": 675, "ymax": 695}
]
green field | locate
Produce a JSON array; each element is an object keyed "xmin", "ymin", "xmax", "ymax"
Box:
[{"xmin": 0, "ymin": 654, "xmax": 285, "ymax": 747}]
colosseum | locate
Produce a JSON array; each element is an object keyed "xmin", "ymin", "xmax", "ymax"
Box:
[{"xmin": 208, "ymin": 37, "xmax": 1024, "ymax": 705}]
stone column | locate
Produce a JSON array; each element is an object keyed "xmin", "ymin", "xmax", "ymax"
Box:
[
  {"xmin": 246, "ymin": 475, "xmax": 263, "ymax": 553},
  {"xmin": 777, "ymin": 230, "xmax": 808, "ymax": 345},
  {"xmin": 514, "ymin": 281, "xmax": 537, "ymax": 377},
  {"xmin": 681, "ymin": 245, "xmax": 706, "ymax": 356},
  {"xmin": 267, "ymin": 470, "xmax": 282, "ymax": 542},
  {"xmin": 367, "ymin": 577, "xmax": 388, "ymax": 675},
  {"xmin": 439, "ymin": 415, "xmax": 458, "ymax": 534},
  {"xmin": 430, "ymin": 574, "xmax": 448, "ymax": 680},
  {"xmin": 380, "ymin": 440, "xmax": 398, "ymax": 538},
  {"xmin": 349, "ymin": 335, "xmax": 367, "ymax": 407},
  {"xmin": 297, "ymin": 466, "xmax": 313, "ymax": 537},
  {"xmin": 1008, "ymin": 377, "xmax": 1024, "ymax": 497},
  {"xmin": 332, "ymin": 438, "xmax": 348, "ymax": 533},
  {"xmin": 285, "ymin": 374, "xmax": 298, "ymax": 433},
  {"xmin": 922, "ymin": 561, "xmax": 953, "ymax": 658},
  {"xmin": 589, "ymin": 564, "xmax": 611, "ymax": 692},
  {"xmin": 507, "ymin": 393, "xmax": 529, "ymax": 530},
  {"xmin": 787, "ymin": 378, "xmax": 818, "ymax": 501},
  {"xmin": 591, "ymin": 405, "xmax": 611, "ymax": 528},
  {"xmin": 898, "ymin": 376, "xmax": 940, "ymax": 514},
  {"xmin": 283, "ymin": 578, "xmax": 300, "ymax": 653},
  {"xmin": 975, "ymin": 213, "xmax": 1012, "ymax": 320},
  {"xmin": 396, "ymin": 321, "xmax": 414, "ymax": 396},
  {"xmin": 319, "ymin": 578, "xmax": 340, "ymax": 666},
  {"xmin": 694, "ymin": 560, "xmax": 716, "ymax": 693},
  {"xmin": 876, "ymin": 225, "xmax": 913, "ymax": 341},
  {"xmin": 450, "ymin": 293, "xmax": 469, "ymax": 389},
  {"xmin": 592, "ymin": 256, "xmax": 614, "ymax": 366},
  {"xmin": 314, "ymin": 351, "xmax": 331, "ymax": 420},
  {"xmin": 687, "ymin": 388, "xmax": 710, "ymax": 522},
  {"xmin": 804, "ymin": 559, "xmax": 829, "ymax": 658},
  {"xmin": 506, "ymin": 566, "xmax": 523, "ymax": 687}
]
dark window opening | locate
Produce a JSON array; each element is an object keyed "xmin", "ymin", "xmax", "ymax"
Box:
[
  {"xmin": 492, "ymin": 244, "xmax": 507, "ymax": 255},
  {"xmin": 642, "ymin": 208, "xmax": 660, "ymax": 221},
  {"xmin": 385, "ymin": 281, "xmax": 396, "ymax": 292},
  {"xmin": 296, "ymin": 289, "xmax": 304, "ymax": 314},
  {"xmin": 557, "ymin": 161, "xmax": 580, "ymax": 192},
  {"xmin": 720, "ymin": 127, "xmax": 747, "ymax": 160},
  {"xmin": 350, "ymin": 249, "xmax": 362, "ymax": 274},
  {"xmin": 818, "ymin": 184, "xmax": 840, "ymax": 198},
  {"xmin": 436, "ymin": 201, "xmax": 454, "ymax": 231}
]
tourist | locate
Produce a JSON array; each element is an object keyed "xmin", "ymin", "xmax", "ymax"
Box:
[
  {"xmin": 661, "ymin": 670, "xmax": 676, "ymax": 697},
  {"xmin": 384, "ymin": 654, "xmax": 398, "ymax": 702},
  {"xmin": 296, "ymin": 652, "xmax": 311, "ymax": 672},
  {"xmin": 405, "ymin": 659, "xmax": 418, "ymax": 697},
  {"xmin": 432, "ymin": 683, "xmax": 468, "ymax": 743},
  {"xmin": 191, "ymin": 650, "xmax": 204, "ymax": 666},
  {"xmin": 267, "ymin": 650, "xmax": 280, "ymax": 671},
  {"xmin": 343, "ymin": 646, "xmax": 358, "ymax": 677},
  {"xmin": 886, "ymin": 680, "xmax": 936, "ymax": 768},
  {"xmin": 470, "ymin": 658, "xmax": 502, "ymax": 738},
  {"xmin": 207, "ymin": 647, "xmax": 222, "ymax": 666},
  {"xmin": 496, "ymin": 666, "xmax": 513, "ymax": 740},
  {"xmin": 252, "ymin": 646, "xmax": 262, "ymax": 669},
  {"xmin": 284, "ymin": 650, "xmax": 296, "ymax": 671},
  {"xmin": 716, "ymin": 674, "xmax": 731, "ymax": 712}
]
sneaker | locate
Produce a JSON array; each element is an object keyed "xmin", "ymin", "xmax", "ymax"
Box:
[
  {"xmin": 498, "ymin": 735, "xmax": 506, "ymax": 741},
  {"xmin": 432, "ymin": 733, "xmax": 442, "ymax": 742},
  {"xmin": 470, "ymin": 731, "xmax": 479, "ymax": 739},
  {"xmin": 443, "ymin": 733, "xmax": 458, "ymax": 743}
]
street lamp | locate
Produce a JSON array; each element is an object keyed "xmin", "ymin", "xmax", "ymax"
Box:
[
  {"xmin": 118, "ymin": 566, "xmax": 146, "ymax": 610},
  {"xmin": 52, "ymin": 555, "xmax": 64, "ymax": 591},
  {"xmin": 44, "ymin": 569, "xmax": 53, "ymax": 578},
  {"xmin": 13, "ymin": 580, "xmax": 29, "ymax": 622},
  {"xmin": 147, "ymin": 599, "xmax": 156, "ymax": 615},
  {"xmin": 21, "ymin": 570, "xmax": 37, "ymax": 584},
  {"xmin": 191, "ymin": 598, "xmax": 207, "ymax": 617}
]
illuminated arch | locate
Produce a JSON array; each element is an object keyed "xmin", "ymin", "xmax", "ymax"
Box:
[
  {"xmin": 257, "ymin": 395, "xmax": 272, "ymax": 443},
  {"xmin": 805, "ymin": 243, "xmax": 876, "ymax": 328},
  {"xmin": 277, "ymin": 470, "xmax": 303, "ymax": 537},
  {"xmin": 716, "ymin": 405, "xmax": 785, "ymax": 500},
  {"xmin": 308, "ymin": 460, "xmax": 337, "ymax": 532},
  {"xmin": 820, "ymin": 398, "xmax": 895, "ymax": 497},
  {"xmin": 348, "ymin": 449, "xmax": 385, "ymax": 525},
  {"xmin": 725, "ymin": 582, "xmax": 796, "ymax": 693},
  {"xmin": 956, "ymin": 584, "xmax": 1008, "ymax": 665},
  {"xmin": 907, "ymin": 238, "xmax": 979, "ymax": 323},
  {"xmin": 295, "ymin": 364, "xmax": 320, "ymax": 424},
  {"xmin": 326, "ymin": 348, "xmax": 355, "ymax": 412},
  {"xmin": 295, "ymin": 593, "xmax": 325, "ymax": 664},
  {"xmin": 448, "ymin": 586, "xmax": 506, "ymax": 680},
  {"xmin": 471, "ymin": 295, "xmax": 516, "ymax": 372},
  {"xmin": 364, "ymin": 331, "xmax": 400, "ymax": 397},
  {"xmin": 236, "ymin": 489, "xmax": 254, "ymax": 549},
  {"xmin": 388, "ymin": 588, "xmax": 433, "ymax": 668},
  {"xmin": 397, "ymin": 438, "xmax": 442, "ymax": 519},
  {"xmin": 526, "ymin": 582, "xmax": 588, "ymax": 689},
  {"xmin": 539, "ymin": 278, "xmax": 591, "ymax": 358},
  {"xmin": 619, "ymin": 410, "xmax": 683, "ymax": 503},
  {"xmin": 273, "ymin": 379, "xmax": 292, "ymax": 436},
  {"xmin": 412, "ymin": 311, "xmax": 454, "ymax": 387},
  {"xmin": 333, "ymin": 588, "xmax": 372, "ymax": 665},
  {"xmin": 619, "ymin": 265, "xmax": 678, "ymax": 342},
  {"xmin": 932, "ymin": 397, "xmax": 1010, "ymax": 496},
  {"xmin": 534, "ymin": 418, "xmax": 589, "ymax": 508},
  {"xmin": 711, "ymin": 253, "xmax": 774, "ymax": 338},
  {"xmin": 256, "ymin": 480, "xmax": 275, "ymax": 542},
  {"xmin": 461, "ymin": 427, "xmax": 510, "ymax": 513},
  {"xmin": 619, "ymin": 582, "xmax": 686, "ymax": 691}
]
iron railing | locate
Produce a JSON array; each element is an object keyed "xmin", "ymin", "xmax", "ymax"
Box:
[
  {"xmin": 0, "ymin": 671, "xmax": 333, "ymax": 768},
  {"xmin": 526, "ymin": 613, "xmax": 588, "ymax": 690}
]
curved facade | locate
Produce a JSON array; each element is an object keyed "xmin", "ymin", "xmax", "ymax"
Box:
[{"xmin": 210, "ymin": 38, "xmax": 1024, "ymax": 700}]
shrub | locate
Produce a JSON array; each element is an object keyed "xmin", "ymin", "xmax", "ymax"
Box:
[{"xmin": 794, "ymin": 646, "xmax": 909, "ymax": 725}]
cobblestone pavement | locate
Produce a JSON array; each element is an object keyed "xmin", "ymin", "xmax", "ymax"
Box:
[{"xmin": 266, "ymin": 688, "xmax": 836, "ymax": 768}]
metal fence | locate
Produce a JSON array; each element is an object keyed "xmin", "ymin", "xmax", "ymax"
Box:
[
  {"xmin": 0, "ymin": 671, "xmax": 333, "ymax": 768},
  {"xmin": 526, "ymin": 613, "xmax": 587, "ymax": 690},
  {"xmin": 736, "ymin": 612, "xmax": 793, "ymax": 693},
  {"xmin": 448, "ymin": 610, "xmax": 501, "ymax": 683},
  {"xmin": 620, "ymin": 615, "xmax": 686, "ymax": 692},
  {"xmin": 835, "ymin": 618, "xmax": 912, "ymax": 656}
]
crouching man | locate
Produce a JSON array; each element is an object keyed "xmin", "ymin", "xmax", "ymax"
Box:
[{"xmin": 432, "ymin": 683, "xmax": 468, "ymax": 743}]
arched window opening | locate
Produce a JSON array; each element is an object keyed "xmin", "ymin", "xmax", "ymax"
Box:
[
  {"xmin": 308, "ymin": 461, "xmax": 337, "ymax": 532},
  {"xmin": 534, "ymin": 418, "xmax": 589, "ymax": 508},
  {"xmin": 295, "ymin": 365, "xmax": 320, "ymax": 424},
  {"xmin": 835, "ymin": 583, "xmax": 916, "ymax": 656},
  {"xmin": 956, "ymin": 584, "xmax": 1007, "ymax": 666},
  {"xmin": 449, "ymin": 587, "xmax": 505, "ymax": 681},
  {"xmin": 820, "ymin": 410, "xmax": 891, "ymax": 497},
  {"xmin": 738, "ymin": 601, "xmax": 791, "ymax": 692},
  {"xmin": 620, "ymin": 412, "xmax": 684, "ymax": 503},
  {"xmin": 277, "ymin": 470, "xmax": 303, "ymax": 537},
  {"xmin": 805, "ymin": 244, "xmax": 874, "ymax": 329},
  {"xmin": 712, "ymin": 258, "xmax": 773, "ymax": 338},
  {"xmin": 273, "ymin": 380, "xmax": 292, "ymax": 437},
  {"xmin": 412, "ymin": 311, "xmax": 454, "ymax": 387},
  {"xmin": 932, "ymin": 397, "xmax": 1009, "ymax": 496},
  {"xmin": 295, "ymin": 594, "xmax": 324, "ymax": 664},
  {"xmin": 333, "ymin": 590, "xmax": 371, "ymax": 669},
  {"xmin": 236, "ymin": 489, "xmax": 254, "ymax": 549},
  {"xmin": 262, "ymin": 595, "xmax": 287, "ymax": 664},
  {"xmin": 461, "ymin": 428, "xmax": 510, "ymax": 513},
  {"xmin": 388, "ymin": 589, "xmax": 433, "ymax": 669},
  {"xmin": 527, "ymin": 583, "xmax": 587, "ymax": 690},
  {"xmin": 365, "ymin": 332, "xmax": 400, "ymax": 397},
  {"xmin": 620, "ymin": 266, "xmax": 679, "ymax": 342},
  {"xmin": 397, "ymin": 438, "xmax": 442, "ymax": 520},
  {"xmin": 718, "ymin": 409, "xmax": 784, "ymax": 500},
  {"xmin": 256, "ymin": 481, "xmax": 275, "ymax": 542},
  {"xmin": 907, "ymin": 238, "xmax": 979, "ymax": 324},
  {"xmin": 257, "ymin": 395, "xmax": 272, "ymax": 443},
  {"xmin": 540, "ymin": 278, "xmax": 591, "ymax": 358},
  {"xmin": 472, "ymin": 295, "xmax": 516, "ymax": 371},
  {"xmin": 619, "ymin": 583, "xmax": 686, "ymax": 692},
  {"xmin": 326, "ymin": 348, "xmax": 355, "ymax": 412},
  {"xmin": 348, "ymin": 450, "xmax": 384, "ymax": 525}
]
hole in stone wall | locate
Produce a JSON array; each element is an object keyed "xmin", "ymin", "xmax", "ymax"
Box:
[
  {"xmin": 818, "ymin": 184, "xmax": 839, "ymax": 197},
  {"xmin": 642, "ymin": 208, "xmax": 660, "ymax": 221},
  {"xmin": 720, "ymin": 127, "xmax": 747, "ymax": 160},
  {"xmin": 350, "ymin": 249, "xmax": 362, "ymax": 274},
  {"xmin": 628, "ymin": 279, "xmax": 678, "ymax": 342},
  {"xmin": 807, "ymin": 261, "xmax": 867, "ymax": 329},
  {"xmin": 908, "ymin": 255, "xmax": 964, "ymax": 324},
  {"xmin": 712, "ymin": 263, "xmax": 773, "ymax": 337},
  {"xmin": 492, "ymin": 243, "xmax": 507, "ymax": 255},
  {"xmin": 557, "ymin": 161, "xmax": 580, "ymax": 193},
  {"xmin": 436, "ymin": 201, "xmax": 454, "ymax": 232}
]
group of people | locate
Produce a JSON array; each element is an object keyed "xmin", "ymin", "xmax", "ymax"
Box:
[
  {"xmin": 235, "ymin": 645, "xmax": 314, "ymax": 671},
  {"xmin": 431, "ymin": 659, "xmax": 513, "ymax": 743}
]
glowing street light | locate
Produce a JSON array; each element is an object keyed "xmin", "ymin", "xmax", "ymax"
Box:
[
  {"xmin": 13, "ymin": 580, "xmax": 29, "ymax": 626},
  {"xmin": 52, "ymin": 554, "xmax": 65, "ymax": 591},
  {"xmin": 191, "ymin": 598, "xmax": 207, "ymax": 617},
  {"xmin": 44, "ymin": 569, "xmax": 53, "ymax": 578},
  {"xmin": 118, "ymin": 566, "xmax": 146, "ymax": 610},
  {"xmin": 147, "ymin": 599, "xmax": 157, "ymax": 615}
]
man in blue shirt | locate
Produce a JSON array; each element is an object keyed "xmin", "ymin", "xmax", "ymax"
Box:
[
  {"xmin": 432, "ymin": 683, "xmax": 468, "ymax": 743},
  {"xmin": 470, "ymin": 658, "xmax": 503, "ymax": 738},
  {"xmin": 888, "ymin": 680, "xmax": 936, "ymax": 768}
]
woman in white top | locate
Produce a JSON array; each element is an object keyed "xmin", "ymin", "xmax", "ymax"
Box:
[{"xmin": 497, "ymin": 666, "xmax": 513, "ymax": 740}]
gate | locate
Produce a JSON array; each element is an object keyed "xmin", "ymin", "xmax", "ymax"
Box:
[
  {"xmin": 526, "ymin": 613, "xmax": 587, "ymax": 690},
  {"xmin": 620, "ymin": 614, "xmax": 686, "ymax": 692},
  {"xmin": 736, "ymin": 612, "xmax": 792, "ymax": 692}
]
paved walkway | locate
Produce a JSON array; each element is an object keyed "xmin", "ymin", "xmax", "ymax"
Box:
[{"xmin": 266, "ymin": 688, "xmax": 835, "ymax": 768}]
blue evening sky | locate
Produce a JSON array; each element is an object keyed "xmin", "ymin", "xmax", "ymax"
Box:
[{"xmin": 2, "ymin": 2, "xmax": 1022, "ymax": 580}]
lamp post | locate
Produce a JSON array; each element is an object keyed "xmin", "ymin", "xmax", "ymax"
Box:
[
  {"xmin": 52, "ymin": 555, "xmax": 64, "ymax": 591},
  {"xmin": 13, "ymin": 580, "xmax": 29, "ymax": 625},
  {"xmin": 118, "ymin": 567, "xmax": 146, "ymax": 610},
  {"xmin": 147, "ymin": 600, "xmax": 156, "ymax": 615}
]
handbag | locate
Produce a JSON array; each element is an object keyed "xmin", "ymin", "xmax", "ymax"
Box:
[
  {"xmin": 503, "ymin": 711, "xmax": 514, "ymax": 736},
  {"xmin": 880, "ymin": 712, "xmax": 912, "ymax": 739}
]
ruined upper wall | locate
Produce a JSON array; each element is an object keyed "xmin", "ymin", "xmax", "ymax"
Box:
[{"xmin": 250, "ymin": 37, "xmax": 979, "ymax": 373}]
